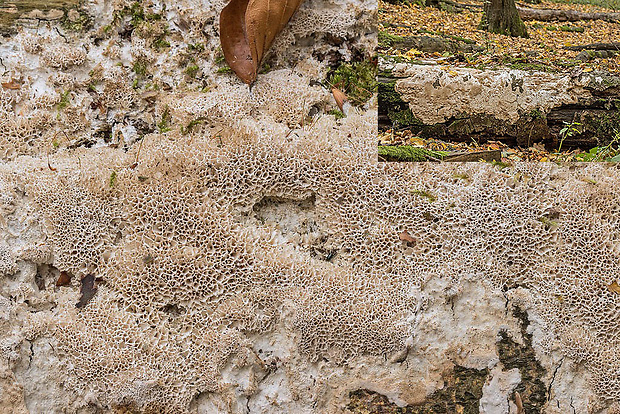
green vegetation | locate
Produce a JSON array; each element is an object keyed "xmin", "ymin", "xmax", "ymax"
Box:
[
  {"xmin": 181, "ymin": 117, "xmax": 207, "ymax": 134},
  {"xmin": 558, "ymin": 121, "xmax": 582, "ymax": 152},
  {"xmin": 574, "ymin": 130, "xmax": 620, "ymax": 161},
  {"xmin": 109, "ymin": 171, "xmax": 117, "ymax": 187},
  {"xmin": 184, "ymin": 64, "xmax": 200, "ymax": 78},
  {"xmin": 112, "ymin": 1, "xmax": 169, "ymax": 49},
  {"xmin": 409, "ymin": 189, "xmax": 437, "ymax": 202},
  {"xmin": 152, "ymin": 36, "xmax": 170, "ymax": 49},
  {"xmin": 560, "ymin": 25, "xmax": 584, "ymax": 32},
  {"xmin": 489, "ymin": 160, "xmax": 511, "ymax": 170},
  {"xmin": 58, "ymin": 90, "xmax": 71, "ymax": 109},
  {"xmin": 327, "ymin": 61, "xmax": 377, "ymax": 107},
  {"xmin": 502, "ymin": 55, "xmax": 556, "ymax": 72},
  {"xmin": 132, "ymin": 58, "xmax": 148, "ymax": 77},
  {"xmin": 216, "ymin": 66, "xmax": 233, "ymax": 74},
  {"xmin": 61, "ymin": 9, "xmax": 92, "ymax": 32},
  {"xmin": 379, "ymin": 145, "xmax": 448, "ymax": 162},
  {"xmin": 157, "ymin": 106, "xmax": 172, "ymax": 133},
  {"xmin": 379, "ymin": 30, "xmax": 404, "ymax": 48},
  {"xmin": 328, "ymin": 109, "xmax": 346, "ymax": 120},
  {"xmin": 537, "ymin": 216, "xmax": 559, "ymax": 229},
  {"xmin": 187, "ymin": 43, "xmax": 205, "ymax": 53}
]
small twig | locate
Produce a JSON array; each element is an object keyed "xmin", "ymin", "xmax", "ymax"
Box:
[
  {"xmin": 0, "ymin": 57, "xmax": 7, "ymax": 76},
  {"xmin": 55, "ymin": 27, "xmax": 68, "ymax": 43}
]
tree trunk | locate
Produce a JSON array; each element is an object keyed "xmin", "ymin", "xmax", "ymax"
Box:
[{"xmin": 481, "ymin": 0, "xmax": 529, "ymax": 38}]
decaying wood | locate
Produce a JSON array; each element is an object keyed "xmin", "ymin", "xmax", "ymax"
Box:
[
  {"xmin": 379, "ymin": 71, "xmax": 620, "ymax": 150},
  {"xmin": 516, "ymin": 7, "xmax": 620, "ymax": 22},
  {"xmin": 384, "ymin": 34, "xmax": 483, "ymax": 54},
  {"xmin": 0, "ymin": 0, "xmax": 80, "ymax": 35},
  {"xmin": 565, "ymin": 42, "xmax": 620, "ymax": 51}
]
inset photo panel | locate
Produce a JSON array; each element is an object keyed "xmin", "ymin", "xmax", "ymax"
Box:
[{"xmin": 379, "ymin": 0, "xmax": 620, "ymax": 162}]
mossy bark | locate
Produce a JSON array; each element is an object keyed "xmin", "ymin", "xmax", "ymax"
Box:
[
  {"xmin": 481, "ymin": 0, "xmax": 528, "ymax": 38},
  {"xmin": 381, "ymin": 34, "xmax": 483, "ymax": 54},
  {"xmin": 379, "ymin": 76, "xmax": 424, "ymax": 129},
  {"xmin": 0, "ymin": 0, "xmax": 81, "ymax": 35},
  {"xmin": 379, "ymin": 145, "xmax": 447, "ymax": 162}
]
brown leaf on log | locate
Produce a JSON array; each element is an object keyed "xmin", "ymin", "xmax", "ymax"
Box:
[
  {"xmin": 220, "ymin": 0, "xmax": 305, "ymax": 84},
  {"xmin": 56, "ymin": 271, "xmax": 72, "ymax": 287},
  {"xmin": 76, "ymin": 274, "xmax": 97, "ymax": 308}
]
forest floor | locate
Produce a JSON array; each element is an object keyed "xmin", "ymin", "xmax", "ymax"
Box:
[{"xmin": 379, "ymin": 0, "xmax": 620, "ymax": 162}]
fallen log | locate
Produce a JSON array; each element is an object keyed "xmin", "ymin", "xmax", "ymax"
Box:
[
  {"xmin": 516, "ymin": 7, "xmax": 620, "ymax": 22},
  {"xmin": 565, "ymin": 42, "xmax": 620, "ymax": 51},
  {"xmin": 379, "ymin": 65, "xmax": 620, "ymax": 150},
  {"xmin": 380, "ymin": 34, "xmax": 483, "ymax": 54}
]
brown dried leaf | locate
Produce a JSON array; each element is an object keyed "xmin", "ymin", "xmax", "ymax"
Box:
[
  {"xmin": 56, "ymin": 271, "xmax": 72, "ymax": 287},
  {"xmin": 1, "ymin": 80, "xmax": 22, "ymax": 90},
  {"xmin": 332, "ymin": 87, "xmax": 347, "ymax": 112},
  {"xmin": 399, "ymin": 230, "xmax": 416, "ymax": 243},
  {"xmin": 608, "ymin": 281, "xmax": 620, "ymax": 294},
  {"xmin": 220, "ymin": 0, "xmax": 255, "ymax": 84},
  {"xmin": 76, "ymin": 274, "xmax": 97, "ymax": 308},
  {"xmin": 220, "ymin": 0, "xmax": 305, "ymax": 84},
  {"xmin": 515, "ymin": 391, "xmax": 524, "ymax": 414}
]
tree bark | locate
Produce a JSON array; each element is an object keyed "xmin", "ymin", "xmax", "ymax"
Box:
[
  {"xmin": 517, "ymin": 7, "xmax": 620, "ymax": 22},
  {"xmin": 481, "ymin": 0, "xmax": 529, "ymax": 38}
]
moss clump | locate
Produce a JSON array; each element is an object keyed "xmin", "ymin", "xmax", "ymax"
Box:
[
  {"xmin": 184, "ymin": 64, "xmax": 200, "ymax": 78},
  {"xmin": 560, "ymin": 25, "xmax": 584, "ymax": 32},
  {"xmin": 109, "ymin": 171, "xmax": 118, "ymax": 188},
  {"xmin": 61, "ymin": 9, "xmax": 92, "ymax": 32},
  {"xmin": 328, "ymin": 109, "xmax": 346, "ymax": 120},
  {"xmin": 489, "ymin": 160, "xmax": 511, "ymax": 169},
  {"xmin": 112, "ymin": 1, "xmax": 169, "ymax": 49},
  {"xmin": 132, "ymin": 59, "xmax": 148, "ymax": 77},
  {"xmin": 216, "ymin": 66, "xmax": 233, "ymax": 74},
  {"xmin": 502, "ymin": 56, "xmax": 555, "ymax": 72},
  {"xmin": 181, "ymin": 117, "xmax": 207, "ymax": 134},
  {"xmin": 379, "ymin": 145, "xmax": 448, "ymax": 162},
  {"xmin": 152, "ymin": 36, "xmax": 170, "ymax": 49},
  {"xmin": 187, "ymin": 43, "xmax": 205, "ymax": 53},
  {"xmin": 327, "ymin": 61, "xmax": 377, "ymax": 107},
  {"xmin": 378, "ymin": 30, "xmax": 404, "ymax": 48},
  {"xmin": 409, "ymin": 189, "xmax": 437, "ymax": 202},
  {"xmin": 529, "ymin": 108, "xmax": 544, "ymax": 120},
  {"xmin": 157, "ymin": 106, "xmax": 172, "ymax": 133},
  {"xmin": 379, "ymin": 79, "xmax": 423, "ymax": 128},
  {"xmin": 58, "ymin": 90, "xmax": 71, "ymax": 110}
]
